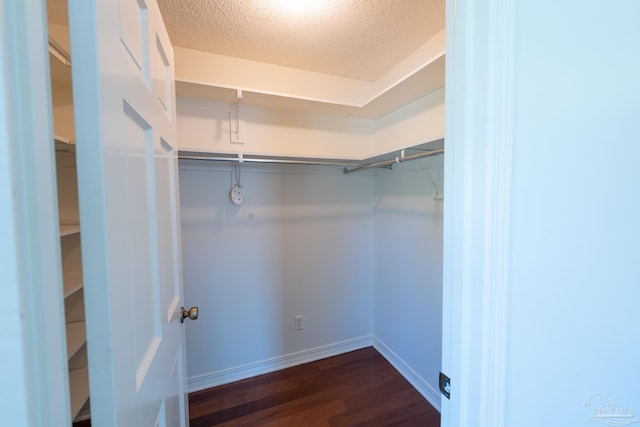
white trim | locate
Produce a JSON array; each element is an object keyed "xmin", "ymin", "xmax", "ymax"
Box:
[
  {"xmin": 373, "ymin": 337, "xmax": 441, "ymax": 412},
  {"xmin": 441, "ymin": 0, "xmax": 470, "ymax": 423},
  {"xmin": 442, "ymin": 0, "xmax": 516, "ymax": 426},
  {"xmin": 0, "ymin": 0, "xmax": 71, "ymax": 425},
  {"xmin": 187, "ymin": 336, "xmax": 373, "ymax": 393},
  {"xmin": 479, "ymin": 0, "xmax": 515, "ymax": 426}
]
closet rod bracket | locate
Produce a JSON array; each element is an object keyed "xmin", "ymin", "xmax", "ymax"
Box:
[{"xmin": 231, "ymin": 89, "xmax": 244, "ymax": 144}]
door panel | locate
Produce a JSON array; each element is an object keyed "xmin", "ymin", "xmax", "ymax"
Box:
[
  {"xmin": 118, "ymin": 0, "xmax": 148, "ymax": 76},
  {"xmin": 153, "ymin": 37, "xmax": 172, "ymax": 113},
  {"xmin": 122, "ymin": 106, "xmax": 158, "ymax": 382},
  {"xmin": 69, "ymin": 0, "xmax": 186, "ymax": 425},
  {"xmin": 155, "ymin": 139, "xmax": 182, "ymax": 322},
  {"xmin": 165, "ymin": 344, "xmax": 185, "ymax": 424}
]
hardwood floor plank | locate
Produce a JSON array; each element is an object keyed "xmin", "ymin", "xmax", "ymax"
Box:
[
  {"xmin": 189, "ymin": 347, "xmax": 440, "ymax": 427},
  {"xmin": 327, "ymin": 388, "xmax": 435, "ymax": 427},
  {"xmin": 191, "ymin": 383, "xmax": 320, "ymax": 426},
  {"xmin": 260, "ymin": 399, "xmax": 346, "ymax": 427},
  {"xmin": 190, "ymin": 376, "xmax": 305, "ymax": 418},
  {"xmin": 219, "ymin": 391, "xmax": 333, "ymax": 426}
]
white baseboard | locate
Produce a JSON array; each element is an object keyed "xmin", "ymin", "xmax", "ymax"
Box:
[
  {"xmin": 373, "ymin": 336, "xmax": 441, "ymax": 412},
  {"xmin": 187, "ymin": 335, "xmax": 373, "ymax": 393}
]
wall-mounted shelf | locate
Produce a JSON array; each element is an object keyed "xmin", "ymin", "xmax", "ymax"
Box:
[
  {"xmin": 176, "ymin": 54, "xmax": 444, "ymax": 119},
  {"xmin": 55, "ymin": 135, "xmax": 75, "ymax": 152},
  {"xmin": 66, "ymin": 321, "xmax": 86, "ymax": 359},
  {"xmin": 60, "ymin": 224, "xmax": 81, "ymax": 237},
  {"xmin": 63, "ymin": 271, "xmax": 83, "ymax": 298}
]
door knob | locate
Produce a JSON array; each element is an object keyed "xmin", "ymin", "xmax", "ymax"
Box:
[{"xmin": 180, "ymin": 306, "xmax": 198, "ymax": 323}]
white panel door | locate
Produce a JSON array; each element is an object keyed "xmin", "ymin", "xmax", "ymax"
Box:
[{"xmin": 68, "ymin": 1, "xmax": 188, "ymax": 425}]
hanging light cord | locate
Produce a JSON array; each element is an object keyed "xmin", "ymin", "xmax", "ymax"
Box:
[{"xmin": 235, "ymin": 161, "xmax": 242, "ymax": 188}]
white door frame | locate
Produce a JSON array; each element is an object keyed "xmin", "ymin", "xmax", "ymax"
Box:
[
  {"xmin": 441, "ymin": 0, "xmax": 515, "ymax": 426},
  {"xmin": 0, "ymin": 0, "xmax": 71, "ymax": 425}
]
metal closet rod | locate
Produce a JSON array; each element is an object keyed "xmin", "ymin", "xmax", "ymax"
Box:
[
  {"xmin": 343, "ymin": 148, "xmax": 445, "ymax": 175},
  {"xmin": 178, "ymin": 149, "xmax": 445, "ymax": 172},
  {"xmin": 178, "ymin": 153, "xmax": 362, "ymax": 168}
]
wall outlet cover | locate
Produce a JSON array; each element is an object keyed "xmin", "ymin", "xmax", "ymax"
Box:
[{"xmin": 294, "ymin": 315, "xmax": 303, "ymax": 330}]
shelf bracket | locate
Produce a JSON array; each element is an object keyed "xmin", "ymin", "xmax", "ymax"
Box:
[{"xmin": 230, "ymin": 89, "xmax": 244, "ymax": 144}]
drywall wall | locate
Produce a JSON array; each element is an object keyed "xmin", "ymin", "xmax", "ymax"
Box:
[
  {"xmin": 502, "ymin": 2, "xmax": 640, "ymax": 425},
  {"xmin": 372, "ymin": 155, "xmax": 444, "ymax": 409},
  {"xmin": 177, "ymin": 156, "xmax": 445, "ymax": 404},
  {"xmin": 179, "ymin": 161, "xmax": 374, "ymax": 390}
]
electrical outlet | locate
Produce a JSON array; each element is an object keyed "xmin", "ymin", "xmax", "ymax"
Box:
[{"xmin": 294, "ymin": 315, "xmax": 303, "ymax": 331}]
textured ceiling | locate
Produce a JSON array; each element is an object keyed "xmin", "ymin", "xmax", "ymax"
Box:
[
  {"xmin": 157, "ymin": 0, "xmax": 444, "ymax": 81},
  {"xmin": 47, "ymin": 0, "xmax": 445, "ymax": 82}
]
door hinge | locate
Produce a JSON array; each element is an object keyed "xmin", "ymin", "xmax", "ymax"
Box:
[{"xmin": 439, "ymin": 372, "xmax": 451, "ymax": 399}]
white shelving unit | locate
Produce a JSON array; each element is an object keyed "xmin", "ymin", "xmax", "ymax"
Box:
[
  {"xmin": 57, "ymin": 146, "xmax": 90, "ymax": 423},
  {"xmin": 50, "ymin": 24, "xmax": 90, "ymax": 423}
]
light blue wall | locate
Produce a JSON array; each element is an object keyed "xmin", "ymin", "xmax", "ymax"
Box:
[
  {"xmin": 178, "ymin": 155, "xmax": 444, "ymax": 399},
  {"xmin": 179, "ymin": 161, "xmax": 374, "ymax": 380},
  {"xmin": 505, "ymin": 1, "xmax": 640, "ymax": 425},
  {"xmin": 373, "ymin": 155, "xmax": 444, "ymax": 404}
]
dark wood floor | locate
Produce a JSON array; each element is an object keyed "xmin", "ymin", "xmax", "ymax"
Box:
[{"xmin": 189, "ymin": 347, "xmax": 440, "ymax": 427}]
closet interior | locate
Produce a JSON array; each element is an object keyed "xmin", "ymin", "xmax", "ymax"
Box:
[
  {"xmin": 49, "ymin": 21, "xmax": 91, "ymax": 423},
  {"xmin": 175, "ymin": 65, "xmax": 445, "ymax": 406}
]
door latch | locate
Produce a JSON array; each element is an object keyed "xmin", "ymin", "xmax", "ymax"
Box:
[{"xmin": 439, "ymin": 372, "xmax": 451, "ymax": 399}]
